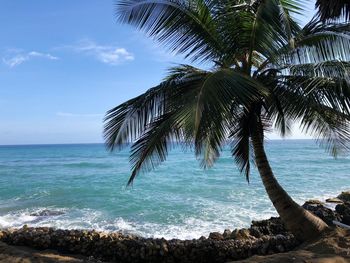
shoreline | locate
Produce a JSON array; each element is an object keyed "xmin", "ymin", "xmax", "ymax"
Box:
[
  {"xmin": 2, "ymin": 187, "xmax": 349, "ymax": 240},
  {"xmin": 0, "ymin": 191, "xmax": 349, "ymax": 262},
  {"xmin": 2, "ymin": 141, "xmax": 348, "ymax": 241}
]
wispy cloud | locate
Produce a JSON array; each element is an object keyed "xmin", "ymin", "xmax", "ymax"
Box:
[
  {"xmin": 64, "ymin": 40, "xmax": 134, "ymax": 65},
  {"xmin": 56, "ymin": 112, "xmax": 103, "ymax": 118},
  {"xmin": 2, "ymin": 50, "xmax": 59, "ymax": 68}
]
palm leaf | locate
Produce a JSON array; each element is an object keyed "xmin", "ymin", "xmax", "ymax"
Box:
[
  {"xmin": 230, "ymin": 110, "xmax": 255, "ymax": 182},
  {"xmin": 290, "ymin": 61, "xmax": 350, "ymax": 81},
  {"xmin": 128, "ymin": 113, "xmax": 181, "ymax": 185},
  {"xmin": 104, "ymin": 65, "xmax": 207, "ymax": 150},
  {"xmin": 289, "ymin": 19, "xmax": 350, "ymax": 64},
  {"xmin": 316, "ymin": 0, "xmax": 350, "ymax": 21},
  {"xmin": 116, "ymin": 0, "xmax": 224, "ymax": 62},
  {"xmin": 188, "ymin": 69, "xmax": 269, "ymax": 167},
  {"xmin": 277, "ymin": 77, "xmax": 350, "ymax": 156},
  {"xmin": 110, "ymin": 0, "xmax": 350, "ymax": 185}
]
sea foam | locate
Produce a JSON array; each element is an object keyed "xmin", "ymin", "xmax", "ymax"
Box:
[{"xmin": 0, "ymin": 142, "xmax": 349, "ymax": 239}]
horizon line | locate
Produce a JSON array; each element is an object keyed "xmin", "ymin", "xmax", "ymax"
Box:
[{"xmin": 0, "ymin": 138, "xmax": 315, "ymax": 147}]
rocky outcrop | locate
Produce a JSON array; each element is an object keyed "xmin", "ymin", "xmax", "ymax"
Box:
[
  {"xmin": 304, "ymin": 200, "xmax": 325, "ymax": 206},
  {"xmin": 337, "ymin": 192, "xmax": 350, "ymax": 203},
  {"xmin": 1, "ymin": 193, "xmax": 349, "ymax": 262},
  {"xmin": 303, "ymin": 195, "xmax": 350, "ymax": 227},
  {"xmin": 249, "ymin": 217, "xmax": 288, "ymax": 237},
  {"xmin": 302, "ymin": 202, "xmax": 341, "ymax": 226},
  {"xmin": 208, "ymin": 232, "xmax": 224, "ymax": 241},
  {"xmin": 0, "ymin": 225, "xmax": 299, "ymax": 263},
  {"xmin": 335, "ymin": 202, "xmax": 350, "ymax": 225}
]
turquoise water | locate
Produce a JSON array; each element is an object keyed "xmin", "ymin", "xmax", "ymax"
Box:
[{"xmin": 0, "ymin": 140, "xmax": 349, "ymax": 239}]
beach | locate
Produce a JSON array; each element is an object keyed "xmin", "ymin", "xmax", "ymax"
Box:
[
  {"xmin": 0, "ymin": 229, "xmax": 349, "ymax": 263},
  {"xmin": 1, "ymin": 192, "xmax": 349, "ymax": 262},
  {"xmin": 1, "ymin": 142, "xmax": 350, "ymax": 261}
]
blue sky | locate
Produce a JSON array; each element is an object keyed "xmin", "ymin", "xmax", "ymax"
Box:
[{"xmin": 0, "ymin": 1, "xmax": 316, "ymax": 145}]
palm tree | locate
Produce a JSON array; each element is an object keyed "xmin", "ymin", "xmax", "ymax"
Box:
[
  {"xmin": 316, "ymin": 0, "xmax": 350, "ymax": 21},
  {"xmin": 104, "ymin": 0, "xmax": 350, "ymax": 241}
]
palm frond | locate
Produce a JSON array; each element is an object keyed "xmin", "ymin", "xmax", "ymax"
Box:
[
  {"xmin": 259, "ymin": 69, "xmax": 293, "ymax": 137},
  {"xmin": 246, "ymin": 0, "xmax": 300, "ymax": 68},
  {"xmin": 284, "ymin": 74, "xmax": 350, "ymax": 114},
  {"xmin": 104, "ymin": 86, "xmax": 166, "ymax": 151},
  {"xmin": 276, "ymin": 77, "xmax": 350, "ymax": 156},
  {"xmin": 109, "ymin": 0, "xmax": 350, "ymax": 185},
  {"xmin": 188, "ymin": 69, "xmax": 269, "ymax": 167},
  {"xmin": 290, "ymin": 19, "xmax": 350, "ymax": 64},
  {"xmin": 116, "ymin": 0, "xmax": 224, "ymax": 62},
  {"xmin": 301, "ymin": 105, "xmax": 350, "ymax": 156},
  {"xmin": 279, "ymin": 0, "xmax": 306, "ymax": 16},
  {"xmin": 290, "ymin": 61, "xmax": 350, "ymax": 81},
  {"xmin": 229, "ymin": 102, "xmax": 273, "ymax": 182},
  {"xmin": 104, "ymin": 64, "xmax": 207, "ymax": 151},
  {"xmin": 316, "ymin": 0, "xmax": 350, "ymax": 21},
  {"xmin": 266, "ymin": 19, "xmax": 350, "ymax": 71},
  {"xmin": 128, "ymin": 113, "xmax": 181, "ymax": 185},
  {"xmin": 230, "ymin": 110, "xmax": 254, "ymax": 182},
  {"xmin": 225, "ymin": 0, "xmax": 302, "ymax": 73}
]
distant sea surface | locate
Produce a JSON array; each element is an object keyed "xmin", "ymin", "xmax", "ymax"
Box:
[{"xmin": 0, "ymin": 141, "xmax": 349, "ymax": 239}]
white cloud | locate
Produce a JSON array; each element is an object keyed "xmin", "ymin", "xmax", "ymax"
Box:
[
  {"xmin": 3, "ymin": 55, "xmax": 27, "ymax": 67},
  {"xmin": 28, "ymin": 51, "xmax": 58, "ymax": 60},
  {"xmin": 2, "ymin": 50, "xmax": 58, "ymax": 67},
  {"xmin": 56, "ymin": 112, "xmax": 103, "ymax": 118},
  {"xmin": 68, "ymin": 40, "xmax": 134, "ymax": 65}
]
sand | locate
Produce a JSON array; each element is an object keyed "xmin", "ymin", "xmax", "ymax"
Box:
[
  {"xmin": 236, "ymin": 228, "xmax": 350, "ymax": 263},
  {"xmin": 0, "ymin": 241, "xmax": 99, "ymax": 263}
]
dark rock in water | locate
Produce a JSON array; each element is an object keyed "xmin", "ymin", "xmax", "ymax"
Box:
[
  {"xmin": 30, "ymin": 210, "xmax": 64, "ymax": 217},
  {"xmin": 302, "ymin": 202, "xmax": 340, "ymax": 225},
  {"xmin": 335, "ymin": 202, "xmax": 350, "ymax": 225},
  {"xmin": 337, "ymin": 191, "xmax": 350, "ymax": 202}
]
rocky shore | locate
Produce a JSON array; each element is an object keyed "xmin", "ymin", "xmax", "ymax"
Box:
[{"xmin": 0, "ymin": 192, "xmax": 349, "ymax": 263}]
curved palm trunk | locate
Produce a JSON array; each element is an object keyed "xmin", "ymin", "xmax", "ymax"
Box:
[{"xmin": 251, "ymin": 126, "xmax": 328, "ymax": 241}]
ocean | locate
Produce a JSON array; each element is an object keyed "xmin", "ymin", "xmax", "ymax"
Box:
[{"xmin": 0, "ymin": 140, "xmax": 349, "ymax": 240}]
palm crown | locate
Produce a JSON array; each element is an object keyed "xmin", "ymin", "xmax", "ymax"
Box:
[{"xmin": 105, "ymin": 0, "xmax": 350, "ymax": 185}]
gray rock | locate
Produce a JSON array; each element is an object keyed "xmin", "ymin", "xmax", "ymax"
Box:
[
  {"xmin": 335, "ymin": 202, "xmax": 350, "ymax": 225},
  {"xmin": 337, "ymin": 191, "xmax": 350, "ymax": 202},
  {"xmin": 208, "ymin": 232, "xmax": 223, "ymax": 240},
  {"xmin": 223, "ymin": 229, "xmax": 232, "ymax": 239},
  {"xmin": 30, "ymin": 209, "xmax": 65, "ymax": 217},
  {"xmin": 0, "ymin": 212, "xmax": 304, "ymax": 262},
  {"xmin": 325, "ymin": 198, "xmax": 343, "ymax": 204},
  {"xmin": 250, "ymin": 217, "xmax": 287, "ymax": 236},
  {"xmin": 230, "ymin": 229, "xmax": 252, "ymax": 240},
  {"xmin": 302, "ymin": 202, "xmax": 341, "ymax": 225},
  {"xmin": 304, "ymin": 199, "xmax": 324, "ymax": 206}
]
